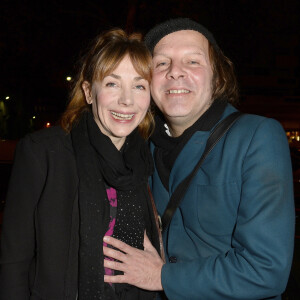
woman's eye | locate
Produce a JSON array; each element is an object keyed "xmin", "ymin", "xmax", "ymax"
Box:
[
  {"xmin": 106, "ymin": 82, "xmax": 116, "ymax": 87},
  {"xmin": 189, "ymin": 60, "xmax": 199, "ymax": 65},
  {"xmin": 136, "ymin": 85, "xmax": 146, "ymax": 90}
]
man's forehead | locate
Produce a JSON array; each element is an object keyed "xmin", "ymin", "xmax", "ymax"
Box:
[{"xmin": 153, "ymin": 30, "xmax": 209, "ymax": 55}]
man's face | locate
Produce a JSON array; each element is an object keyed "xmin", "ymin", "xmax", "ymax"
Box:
[{"xmin": 151, "ymin": 30, "xmax": 213, "ymax": 136}]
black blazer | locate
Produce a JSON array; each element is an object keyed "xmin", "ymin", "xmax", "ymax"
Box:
[{"xmin": 0, "ymin": 126, "xmax": 159, "ymax": 299}]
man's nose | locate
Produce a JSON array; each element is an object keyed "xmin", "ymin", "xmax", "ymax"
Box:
[
  {"xmin": 118, "ymin": 87, "xmax": 133, "ymax": 106},
  {"xmin": 166, "ymin": 63, "xmax": 186, "ymax": 80}
]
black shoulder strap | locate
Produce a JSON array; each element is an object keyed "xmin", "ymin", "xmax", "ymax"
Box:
[{"xmin": 161, "ymin": 111, "xmax": 244, "ymax": 232}]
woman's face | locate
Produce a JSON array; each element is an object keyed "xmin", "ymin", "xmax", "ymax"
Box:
[{"xmin": 83, "ymin": 55, "xmax": 150, "ymax": 150}]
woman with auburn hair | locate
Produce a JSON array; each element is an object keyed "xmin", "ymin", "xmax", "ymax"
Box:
[{"xmin": 0, "ymin": 29, "xmax": 161, "ymax": 299}]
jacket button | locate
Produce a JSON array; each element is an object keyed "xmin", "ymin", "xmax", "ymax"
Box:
[{"xmin": 169, "ymin": 256, "xmax": 177, "ymax": 263}]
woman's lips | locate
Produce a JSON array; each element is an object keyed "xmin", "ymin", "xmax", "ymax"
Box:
[{"xmin": 111, "ymin": 111, "xmax": 135, "ymax": 120}]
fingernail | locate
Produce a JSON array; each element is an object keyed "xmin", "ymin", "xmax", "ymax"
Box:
[{"xmin": 103, "ymin": 236, "xmax": 109, "ymax": 242}]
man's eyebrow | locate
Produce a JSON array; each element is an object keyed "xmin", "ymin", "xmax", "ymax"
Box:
[
  {"xmin": 153, "ymin": 52, "xmax": 168, "ymax": 57},
  {"xmin": 189, "ymin": 51, "xmax": 206, "ymax": 55},
  {"xmin": 153, "ymin": 51, "xmax": 206, "ymax": 57}
]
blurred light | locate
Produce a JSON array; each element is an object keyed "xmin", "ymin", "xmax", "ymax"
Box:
[
  {"xmin": 5, "ymin": 96, "xmax": 10, "ymax": 100},
  {"xmin": 286, "ymin": 130, "xmax": 300, "ymax": 144},
  {"xmin": 66, "ymin": 76, "xmax": 72, "ymax": 81},
  {"xmin": 33, "ymin": 116, "xmax": 36, "ymax": 119},
  {"xmin": 46, "ymin": 122, "xmax": 51, "ymax": 128}
]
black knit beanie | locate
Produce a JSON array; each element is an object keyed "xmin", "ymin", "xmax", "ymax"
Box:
[{"xmin": 144, "ymin": 17, "xmax": 219, "ymax": 54}]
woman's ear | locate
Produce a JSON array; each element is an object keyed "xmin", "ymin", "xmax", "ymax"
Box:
[{"xmin": 82, "ymin": 81, "xmax": 93, "ymax": 104}]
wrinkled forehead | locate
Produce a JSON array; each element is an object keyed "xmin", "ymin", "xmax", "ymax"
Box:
[{"xmin": 153, "ymin": 30, "xmax": 210, "ymax": 56}]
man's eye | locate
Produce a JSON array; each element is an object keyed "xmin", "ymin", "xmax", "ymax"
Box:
[
  {"xmin": 156, "ymin": 62, "xmax": 167, "ymax": 67},
  {"xmin": 106, "ymin": 82, "xmax": 116, "ymax": 87}
]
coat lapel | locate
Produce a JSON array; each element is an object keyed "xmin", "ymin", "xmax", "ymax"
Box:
[{"xmin": 169, "ymin": 131, "xmax": 209, "ymax": 194}]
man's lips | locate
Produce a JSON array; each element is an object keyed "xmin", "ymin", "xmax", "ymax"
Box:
[{"xmin": 166, "ymin": 89, "xmax": 191, "ymax": 94}]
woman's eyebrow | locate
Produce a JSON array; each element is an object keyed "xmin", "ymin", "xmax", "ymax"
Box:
[
  {"xmin": 134, "ymin": 76, "xmax": 145, "ymax": 81},
  {"xmin": 108, "ymin": 74, "xmax": 145, "ymax": 81},
  {"xmin": 108, "ymin": 73, "xmax": 120, "ymax": 79}
]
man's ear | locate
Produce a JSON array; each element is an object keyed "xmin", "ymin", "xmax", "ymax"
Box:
[{"xmin": 82, "ymin": 81, "xmax": 93, "ymax": 104}]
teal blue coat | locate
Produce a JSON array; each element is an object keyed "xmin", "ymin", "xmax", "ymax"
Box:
[{"xmin": 150, "ymin": 105, "xmax": 295, "ymax": 300}]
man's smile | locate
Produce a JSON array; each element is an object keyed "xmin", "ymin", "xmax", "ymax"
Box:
[{"xmin": 166, "ymin": 89, "xmax": 191, "ymax": 94}]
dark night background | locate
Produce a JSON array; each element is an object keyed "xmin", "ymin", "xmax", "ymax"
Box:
[
  {"xmin": 0, "ymin": 0, "xmax": 300, "ymax": 296},
  {"xmin": 0, "ymin": 0, "xmax": 299, "ymax": 139}
]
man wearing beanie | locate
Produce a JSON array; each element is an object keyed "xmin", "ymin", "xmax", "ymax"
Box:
[{"xmin": 103, "ymin": 18, "xmax": 294, "ymax": 300}]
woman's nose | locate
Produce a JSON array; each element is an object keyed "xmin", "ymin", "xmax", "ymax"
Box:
[{"xmin": 118, "ymin": 88, "xmax": 133, "ymax": 106}]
